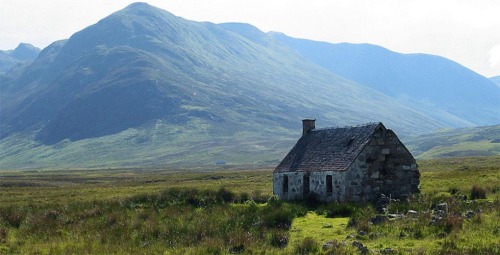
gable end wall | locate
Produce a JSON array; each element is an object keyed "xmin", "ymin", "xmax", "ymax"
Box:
[{"xmin": 273, "ymin": 128, "xmax": 420, "ymax": 202}]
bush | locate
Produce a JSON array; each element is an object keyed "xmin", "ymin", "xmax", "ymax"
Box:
[
  {"xmin": 269, "ymin": 230, "xmax": 289, "ymax": 248},
  {"xmin": 262, "ymin": 207, "xmax": 294, "ymax": 229},
  {"xmin": 216, "ymin": 187, "xmax": 235, "ymax": 203},
  {"xmin": 347, "ymin": 205, "xmax": 375, "ymax": 232},
  {"xmin": 325, "ymin": 203, "xmax": 357, "ymax": 217},
  {"xmin": 448, "ymin": 187, "xmax": 460, "ymax": 195},
  {"xmin": 267, "ymin": 195, "xmax": 282, "ymax": 207},
  {"xmin": 470, "ymin": 185, "xmax": 486, "ymax": 200},
  {"xmin": 442, "ymin": 213, "xmax": 463, "ymax": 233},
  {"xmin": 0, "ymin": 227, "xmax": 7, "ymax": 243},
  {"xmin": 238, "ymin": 192, "xmax": 249, "ymax": 203},
  {"xmin": 294, "ymin": 237, "xmax": 318, "ymax": 254},
  {"xmin": 0, "ymin": 206, "xmax": 26, "ymax": 228},
  {"xmin": 203, "ymin": 238, "xmax": 224, "ymax": 255}
]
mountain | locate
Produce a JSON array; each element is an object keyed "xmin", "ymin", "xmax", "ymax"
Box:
[
  {"xmin": 405, "ymin": 125, "xmax": 500, "ymax": 159},
  {"xmin": 0, "ymin": 3, "xmax": 488, "ymax": 169},
  {"xmin": 491, "ymin": 75, "xmax": 500, "ymax": 88},
  {"xmin": 269, "ymin": 33, "xmax": 500, "ymax": 126},
  {"xmin": 0, "ymin": 43, "xmax": 40, "ymax": 74}
]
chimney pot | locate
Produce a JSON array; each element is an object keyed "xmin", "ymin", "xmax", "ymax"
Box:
[{"xmin": 302, "ymin": 119, "xmax": 316, "ymax": 136}]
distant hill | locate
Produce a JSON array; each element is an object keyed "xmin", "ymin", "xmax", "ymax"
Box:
[
  {"xmin": 405, "ymin": 125, "xmax": 500, "ymax": 159},
  {"xmin": 0, "ymin": 3, "xmax": 495, "ymax": 169},
  {"xmin": 0, "ymin": 43, "xmax": 40, "ymax": 74},
  {"xmin": 491, "ymin": 75, "xmax": 500, "ymax": 88},
  {"xmin": 269, "ymin": 33, "xmax": 500, "ymax": 126}
]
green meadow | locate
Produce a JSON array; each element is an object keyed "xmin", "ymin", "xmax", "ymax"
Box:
[{"xmin": 0, "ymin": 156, "xmax": 499, "ymax": 254}]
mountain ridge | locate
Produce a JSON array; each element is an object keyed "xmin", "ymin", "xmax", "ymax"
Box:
[
  {"xmin": 268, "ymin": 32, "xmax": 500, "ymax": 126},
  {"xmin": 0, "ymin": 43, "xmax": 40, "ymax": 74},
  {"xmin": 0, "ymin": 3, "xmax": 497, "ymax": 169}
]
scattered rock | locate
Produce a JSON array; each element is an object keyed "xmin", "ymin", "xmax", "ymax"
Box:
[
  {"xmin": 351, "ymin": 241, "xmax": 370, "ymax": 255},
  {"xmin": 376, "ymin": 194, "xmax": 390, "ymax": 213},
  {"xmin": 346, "ymin": 234, "xmax": 355, "ymax": 239},
  {"xmin": 381, "ymin": 247, "xmax": 398, "ymax": 254},
  {"xmin": 371, "ymin": 215, "xmax": 388, "ymax": 225},
  {"xmin": 434, "ymin": 210, "xmax": 447, "ymax": 219},
  {"xmin": 368, "ymin": 232, "xmax": 379, "ymax": 239},
  {"xmin": 464, "ymin": 210, "xmax": 475, "ymax": 219},
  {"xmin": 352, "ymin": 241, "xmax": 364, "ymax": 249},
  {"xmin": 360, "ymin": 246, "xmax": 369, "ymax": 255},
  {"xmin": 435, "ymin": 202, "xmax": 448, "ymax": 214},
  {"xmin": 322, "ymin": 240, "xmax": 346, "ymax": 250},
  {"xmin": 387, "ymin": 214, "xmax": 405, "ymax": 219},
  {"xmin": 322, "ymin": 223, "xmax": 333, "ymax": 228},
  {"xmin": 323, "ymin": 241, "xmax": 335, "ymax": 250},
  {"xmin": 406, "ymin": 210, "xmax": 419, "ymax": 217},
  {"xmin": 358, "ymin": 230, "xmax": 367, "ymax": 236}
]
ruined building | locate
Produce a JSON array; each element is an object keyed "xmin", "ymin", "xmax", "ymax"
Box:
[{"xmin": 273, "ymin": 120, "xmax": 420, "ymax": 202}]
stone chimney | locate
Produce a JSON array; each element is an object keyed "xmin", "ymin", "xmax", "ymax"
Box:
[{"xmin": 302, "ymin": 119, "xmax": 316, "ymax": 136}]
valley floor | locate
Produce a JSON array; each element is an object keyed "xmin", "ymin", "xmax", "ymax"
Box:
[{"xmin": 0, "ymin": 156, "xmax": 499, "ymax": 254}]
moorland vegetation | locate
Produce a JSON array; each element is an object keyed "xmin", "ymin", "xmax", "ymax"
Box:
[{"xmin": 0, "ymin": 156, "xmax": 499, "ymax": 254}]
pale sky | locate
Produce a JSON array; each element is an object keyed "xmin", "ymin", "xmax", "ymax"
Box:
[{"xmin": 1, "ymin": 0, "xmax": 499, "ymax": 77}]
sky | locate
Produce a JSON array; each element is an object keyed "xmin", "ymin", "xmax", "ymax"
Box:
[{"xmin": 1, "ymin": 0, "xmax": 499, "ymax": 77}]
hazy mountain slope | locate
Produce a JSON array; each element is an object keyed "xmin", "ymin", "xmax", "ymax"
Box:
[
  {"xmin": 269, "ymin": 33, "xmax": 500, "ymax": 126},
  {"xmin": 405, "ymin": 125, "xmax": 500, "ymax": 159},
  {"xmin": 0, "ymin": 3, "xmax": 461, "ymax": 168},
  {"xmin": 0, "ymin": 43, "xmax": 40, "ymax": 74},
  {"xmin": 491, "ymin": 75, "xmax": 500, "ymax": 88}
]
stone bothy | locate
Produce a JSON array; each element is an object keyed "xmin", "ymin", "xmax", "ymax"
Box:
[{"xmin": 273, "ymin": 120, "xmax": 420, "ymax": 202}]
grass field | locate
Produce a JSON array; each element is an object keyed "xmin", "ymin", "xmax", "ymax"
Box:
[{"xmin": 0, "ymin": 156, "xmax": 499, "ymax": 254}]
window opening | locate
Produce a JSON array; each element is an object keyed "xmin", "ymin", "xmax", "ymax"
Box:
[
  {"xmin": 326, "ymin": 175, "xmax": 333, "ymax": 194},
  {"xmin": 283, "ymin": 175, "xmax": 288, "ymax": 193}
]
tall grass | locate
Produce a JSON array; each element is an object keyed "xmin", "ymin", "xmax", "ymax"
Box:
[{"xmin": 0, "ymin": 187, "xmax": 298, "ymax": 254}]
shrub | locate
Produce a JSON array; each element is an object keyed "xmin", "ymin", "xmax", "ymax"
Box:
[
  {"xmin": 325, "ymin": 203, "xmax": 357, "ymax": 217},
  {"xmin": 439, "ymin": 238, "xmax": 460, "ymax": 254},
  {"xmin": 267, "ymin": 195, "xmax": 282, "ymax": 207},
  {"xmin": 447, "ymin": 187, "xmax": 460, "ymax": 195},
  {"xmin": 347, "ymin": 205, "xmax": 375, "ymax": 232},
  {"xmin": 245, "ymin": 200, "xmax": 259, "ymax": 213},
  {"xmin": 203, "ymin": 238, "xmax": 224, "ymax": 255},
  {"xmin": 0, "ymin": 206, "xmax": 26, "ymax": 228},
  {"xmin": 0, "ymin": 227, "xmax": 7, "ymax": 243},
  {"xmin": 238, "ymin": 192, "xmax": 249, "ymax": 203},
  {"xmin": 443, "ymin": 213, "xmax": 463, "ymax": 233},
  {"xmin": 470, "ymin": 185, "xmax": 486, "ymax": 200},
  {"xmin": 216, "ymin": 187, "xmax": 235, "ymax": 203},
  {"xmin": 269, "ymin": 230, "xmax": 289, "ymax": 248},
  {"xmin": 294, "ymin": 237, "xmax": 318, "ymax": 255},
  {"xmin": 262, "ymin": 207, "xmax": 294, "ymax": 229}
]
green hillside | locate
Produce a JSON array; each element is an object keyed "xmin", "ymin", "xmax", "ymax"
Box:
[
  {"xmin": 0, "ymin": 3, "xmax": 452, "ymax": 169},
  {"xmin": 405, "ymin": 125, "xmax": 500, "ymax": 159}
]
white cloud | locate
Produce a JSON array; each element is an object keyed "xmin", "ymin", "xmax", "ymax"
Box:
[
  {"xmin": 1, "ymin": 0, "xmax": 499, "ymax": 76},
  {"xmin": 488, "ymin": 43, "xmax": 500, "ymax": 71}
]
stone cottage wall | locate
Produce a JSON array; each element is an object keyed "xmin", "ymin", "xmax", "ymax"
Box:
[
  {"xmin": 273, "ymin": 171, "xmax": 347, "ymax": 202},
  {"xmin": 273, "ymin": 172, "xmax": 304, "ymax": 200},
  {"xmin": 273, "ymin": 128, "xmax": 420, "ymax": 202},
  {"xmin": 355, "ymin": 129, "xmax": 420, "ymax": 201}
]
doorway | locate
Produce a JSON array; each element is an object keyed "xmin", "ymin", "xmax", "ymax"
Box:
[{"xmin": 303, "ymin": 175, "xmax": 310, "ymax": 196}]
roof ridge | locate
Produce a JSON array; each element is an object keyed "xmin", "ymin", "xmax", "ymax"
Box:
[
  {"xmin": 274, "ymin": 122, "xmax": 385, "ymax": 173},
  {"xmin": 313, "ymin": 122, "xmax": 381, "ymax": 131}
]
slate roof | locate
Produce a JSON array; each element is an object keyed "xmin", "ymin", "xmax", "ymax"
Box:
[{"xmin": 274, "ymin": 122, "xmax": 384, "ymax": 172}]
